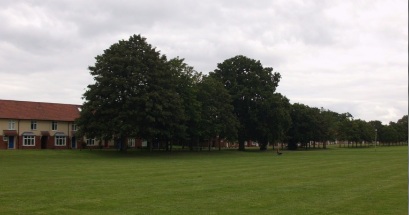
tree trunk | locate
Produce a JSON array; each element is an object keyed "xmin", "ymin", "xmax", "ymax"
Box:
[
  {"xmin": 238, "ymin": 140, "xmax": 245, "ymax": 151},
  {"xmin": 238, "ymin": 132, "xmax": 246, "ymax": 151},
  {"xmin": 259, "ymin": 141, "xmax": 268, "ymax": 151}
]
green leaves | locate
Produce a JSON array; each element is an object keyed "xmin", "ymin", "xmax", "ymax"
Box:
[
  {"xmin": 78, "ymin": 34, "xmax": 185, "ymax": 144},
  {"xmin": 77, "ymin": 34, "xmax": 405, "ymax": 151},
  {"xmin": 210, "ymin": 55, "xmax": 286, "ymax": 150}
]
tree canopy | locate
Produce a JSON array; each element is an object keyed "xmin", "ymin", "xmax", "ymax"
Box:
[
  {"xmin": 77, "ymin": 35, "xmax": 185, "ymax": 150},
  {"xmin": 209, "ymin": 55, "xmax": 287, "ymax": 150},
  {"xmin": 77, "ymin": 34, "xmax": 407, "ymax": 152}
]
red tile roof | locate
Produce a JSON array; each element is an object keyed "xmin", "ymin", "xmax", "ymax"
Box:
[{"xmin": 0, "ymin": 100, "xmax": 80, "ymax": 121}]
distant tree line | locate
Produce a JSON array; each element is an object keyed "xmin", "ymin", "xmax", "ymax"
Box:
[
  {"xmin": 76, "ymin": 34, "xmax": 408, "ymax": 151},
  {"xmin": 287, "ymin": 104, "xmax": 407, "ymax": 149}
]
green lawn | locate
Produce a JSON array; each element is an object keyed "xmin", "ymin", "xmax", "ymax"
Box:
[{"xmin": 0, "ymin": 146, "xmax": 407, "ymax": 215}]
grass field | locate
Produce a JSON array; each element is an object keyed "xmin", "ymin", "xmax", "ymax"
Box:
[{"xmin": 0, "ymin": 146, "xmax": 407, "ymax": 215}]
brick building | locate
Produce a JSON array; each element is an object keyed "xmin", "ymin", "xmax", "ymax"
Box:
[{"xmin": 0, "ymin": 100, "xmax": 83, "ymax": 149}]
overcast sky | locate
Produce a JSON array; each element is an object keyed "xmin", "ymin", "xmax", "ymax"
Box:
[{"xmin": 0, "ymin": 0, "xmax": 407, "ymax": 124}]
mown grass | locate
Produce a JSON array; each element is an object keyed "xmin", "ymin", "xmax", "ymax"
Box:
[{"xmin": 0, "ymin": 146, "xmax": 407, "ymax": 215}]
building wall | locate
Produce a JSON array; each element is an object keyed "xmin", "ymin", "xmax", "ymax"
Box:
[
  {"xmin": 0, "ymin": 119, "xmax": 76, "ymax": 150},
  {"xmin": 0, "ymin": 119, "xmax": 16, "ymax": 149},
  {"xmin": 0, "ymin": 136, "xmax": 7, "ymax": 149},
  {"xmin": 1, "ymin": 118, "xmax": 146, "ymax": 150},
  {"xmin": 0, "ymin": 119, "xmax": 9, "ymax": 130}
]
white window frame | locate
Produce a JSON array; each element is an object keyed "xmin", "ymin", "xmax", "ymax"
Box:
[
  {"xmin": 71, "ymin": 124, "xmax": 78, "ymax": 131},
  {"xmin": 3, "ymin": 136, "xmax": 8, "ymax": 141},
  {"xmin": 55, "ymin": 136, "xmax": 66, "ymax": 146},
  {"xmin": 8, "ymin": 120, "xmax": 15, "ymax": 130},
  {"xmin": 51, "ymin": 121, "xmax": 58, "ymax": 131},
  {"xmin": 23, "ymin": 135, "xmax": 35, "ymax": 146},
  {"xmin": 86, "ymin": 138, "xmax": 95, "ymax": 146},
  {"xmin": 31, "ymin": 120, "xmax": 37, "ymax": 130}
]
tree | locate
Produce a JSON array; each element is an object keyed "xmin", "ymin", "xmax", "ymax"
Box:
[
  {"xmin": 254, "ymin": 93, "xmax": 291, "ymax": 150},
  {"xmin": 287, "ymin": 103, "xmax": 319, "ymax": 150},
  {"xmin": 381, "ymin": 125, "xmax": 399, "ymax": 145},
  {"xmin": 168, "ymin": 59, "xmax": 239, "ymax": 151},
  {"xmin": 210, "ymin": 55, "xmax": 281, "ymax": 151},
  {"xmin": 197, "ymin": 76, "xmax": 239, "ymax": 148},
  {"xmin": 76, "ymin": 34, "xmax": 185, "ymax": 151},
  {"xmin": 318, "ymin": 108, "xmax": 340, "ymax": 148},
  {"xmin": 393, "ymin": 115, "xmax": 408, "ymax": 143},
  {"xmin": 335, "ymin": 112, "xmax": 354, "ymax": 143},
  {"xmin": 168, "ymin": 57, "xmax": 202, "ymax": 150},
  {"xmin": 349, "ymin": 119, "xmax": 374, "ymax": 147}
]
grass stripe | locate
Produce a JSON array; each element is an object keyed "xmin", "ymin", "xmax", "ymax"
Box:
[{"xmin": 0, "ymin": 146, "xmax": 407, "ymax": 214}]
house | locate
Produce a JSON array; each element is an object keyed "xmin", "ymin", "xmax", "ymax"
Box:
[
  {"xmin": 0, "ymin": 99, "xmax": 146, "ymax": 150},
  {"xmin": 0, "ymin": 100, "xmax": 82, "ymax": 149}
]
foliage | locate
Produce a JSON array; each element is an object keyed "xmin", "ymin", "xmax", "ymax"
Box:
[
  {"xmin": 168, "ymin": 57, "xmax": 202, "ymax": 145},
  {"xmin": 253, "ymin": 93, "xmax": 291, "ymax": 150},
  {"xmin": 369, "ymin": 115, "xmax": 408, "ymax": 144},
  {"xmin": 77, "ymin": 34, "xmax": 185, "ymax": 150},
  {"xmin": 196, "ymin": 76, "xmax": 239, "ymax": 142},
  {"xmin": 209, "ymin": 55, "xmax": 285, "ymax": 150},
  {"xmin": 77, "ymin": 34, "xmax": 407, "ymax": 151}
]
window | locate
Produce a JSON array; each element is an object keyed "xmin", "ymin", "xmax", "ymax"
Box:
[
  {"xmin": 8, "ymin": 120, "xmax": 15, "ymax": 130},
  {"xmin": 51, "ymin": 121, "xmax": 58, "ymax": 131},
  {"xmin": 55, "ymin": 136, "xmax": 66, "ymax": 146},
  {"xmin": 128, "ymin": 138, "xmax": 135, "ymax": 147},
  {"xmin": 71, "ymin": 124, "xmax": 77, "ymax": 131},
  {"xmin": 86, "ymin": 138, "xmax": 95, "ymax": 146},
  {"xmin": 31, "ymin": 120, "xmax": 37, "ymax": 130},
  {"xmin": 23, "ymin": 135, "xmax": 35, "ymax": 146}
]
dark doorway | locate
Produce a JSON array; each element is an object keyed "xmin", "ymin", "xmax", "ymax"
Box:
[
  {"xmin": 71, "ymin": 137, "xmax": 76, "ymax": 149},
  {"xmin": 41, "ymin": 136, "xmax": 47, "ymax": 149}
]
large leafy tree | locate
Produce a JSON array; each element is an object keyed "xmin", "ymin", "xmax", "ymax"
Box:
[
  {"xmin": 318, "ymin": 108, "xmax": 340, "ymax": 147},
  {"xmin": 76, "ymin": 34, "xmax": 185, "ymax": 150},
  {"xmin": 335, "ymin": 112, "xmax": 354, "ymax": 142},
  {"xmin": 348, "ymin": 119, "xmax": 374, "ymax": 146},
  {"xmin": 254, "ymin": 93, "xmax": 291, "ymax": 150},
  {"xmin": 168, "ymin": 59, "xmax": 239, "ymax": 150},
  {"xmin": 392, "ymin": 115, "xmax": 408, "ymax": 142},
  {"xmin": 287, "ymin": 104, "xmax": 342, "ymax": 149},
  {"xmin": 287, "ymin": 103, "xmax": 318, "ymax": 149},
  {"xmin": 168, "ymin": 57, "xmax": 202, "ymax": 149},
  {"xmin": 197, "ymin": 76, "xmax": 239, "ymax": 145},
  {"xmin": 210, "ymin": 55, "xmax": 282, "ymax": 151}
]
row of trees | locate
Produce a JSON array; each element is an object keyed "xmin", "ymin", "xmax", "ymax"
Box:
[
  {"xmin": 77, "ymin": 35, "xmax": 240, "ymax": 151},
  {"xmin": 77, "ymin": 34, "xmax": 407, "ymax": 151},
  {"xmin": 287, "ymin": 104, "xmax": 407, "ymax": 149}
]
